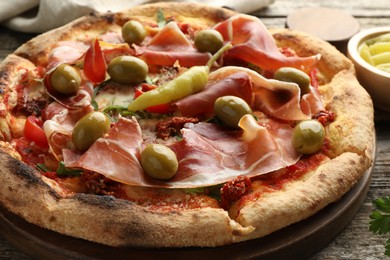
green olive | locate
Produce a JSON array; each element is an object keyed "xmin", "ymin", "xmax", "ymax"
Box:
[
  {"xmin": 214, "ymin": 96, "xmax": 253, "ymax": 128},
  {"xmin": 122, "ymin": 20, "xmax": 147, "ymax": 45},
  {"xmin": 50, "ymin": 64, "xmax": 81, "ymax": 95},
  {"xmin": 141, "ymin": 144, "xmax": 178, "ymax": 180},
  {"xmin": 292, "ymin": 120, "xmax": 325, "ymax": 154},
  {"xmin": 194, "ymin": 29, "xmax": 224, "ymax": 54},
  {"xmin": 107, "ymin": 56, "xmax": 148, "ymax": 84},
  {"xmin": 72, "ymin": 112, "xmax": 110, "ymax": 151},
  {"xmin": 274, "ymin": 67, "xmax": 311, "ymax": 95}
]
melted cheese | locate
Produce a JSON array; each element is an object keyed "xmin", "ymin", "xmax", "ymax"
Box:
[{"xmin": 95, "ymin": 86, "xmax": 134, "ymax": 109}]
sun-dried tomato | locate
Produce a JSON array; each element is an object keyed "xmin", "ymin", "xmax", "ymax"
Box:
[
  {"xmin": 220, "ymin": 175, "xmax": 252, "ymax": 210},
  {"xmin": 313, "ymin": 110, "xmax": 335, "ymax": 126}
]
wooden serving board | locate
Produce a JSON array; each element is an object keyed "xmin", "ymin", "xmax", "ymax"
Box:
[{"xmin": 0, "ymin": 164, "xmax": 373, "ymax": 260}]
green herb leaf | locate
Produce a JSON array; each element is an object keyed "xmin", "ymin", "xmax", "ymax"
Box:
[
  {"xmin": 386, "ymin": 238, "xmax": 390, "ymax": 256},
  {"xmin": 184, "ymin": 187, "xmax": 205, "ymax": 194},
  {"xmin": 184, "ymin": 184, "xmax": 223, "ymax": 201},
  {"xmin": 56, "ymin": 161, "xmax": 83, "ymax": 176},
  {"xmin": 370, "ymin": 196, "xmax": 390, "ymax": 256},
  {"xmin": 157, "ymin": 9, "xmax": 166, "ymax": 28},
  {"xmin": 36, "ymin": 163, "xmax": 50, "ymax": 173},
  {"xmin": 145, "ymin": 75, "xmax": 160, "ymax": 85},
  {"xmin": 91, "ymin": 80, "xmax": 110, "ymax": 111},
  {"xmin": 206, "ymin": 184, "xmax": 223, "ymax": 201},
  {"xmin": 370, "ymin": 196, "xmax": 390, "ymax": 234},
  {"xmin": 145, "ymin": 75, "xmax": 154, "ymax": 85}
]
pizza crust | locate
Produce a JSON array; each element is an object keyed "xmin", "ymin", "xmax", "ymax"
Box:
[
  {"xmin": 0, "ymin": 150, "xmax": 254, "ymax": 247},
  {"xmin": 0, "ymin": 2, "xmax": 374, "ymax": 248},
  {"xmin": 236, "ymin": 151, "xmax": 368, "ymax": 240},
  {"xmin": 0, "ymin": 54, "xmax": 38, "ymax": 141}
]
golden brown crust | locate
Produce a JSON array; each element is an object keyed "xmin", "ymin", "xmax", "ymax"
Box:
[
  {"xmin": 0, "ymin": 54, "xmax": 37, "ymax": 141},
  {"xmin": 236, "ymin": 152, "xmax": 369, "ymax": 240},
  {"xmin": 0, "ymin": 2, "xmax": 374, "ymax": 248}
]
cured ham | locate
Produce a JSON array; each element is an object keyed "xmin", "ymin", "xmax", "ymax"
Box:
[
  {"xmin": 47, "ymin": 41, "xmax": 89, "ymax": 72},
  {"xmin": 174, "ymin": 72, "xmax": 253, "ymax": 117},
  {"xmin": 135, "ymin": 22, "xmax": 211, "ymax": 67},
  {"xmin": 43, "ymin": 88, "xmax": 94, "ymax": 159},
  {"xmin": 167, "ymin": 118, "xmax": 299, "ymax": 187},
  {"xmin": 213, "ymin": 14, "xmax": 320, "ymax": 71},
  {"xmin": 63, "ymin": 116, "xmax": 299, "ymax": 188},
  {"xmin": 209, "ymin": 66, "xmax": 311, "ymax": 120},
  {"xmin": 300, "ymin": 87, "xmax": 325, "ymax": 116},
  {"xmin": 65, "ymin": 117, "xmax": 146, "ymax": 184}
]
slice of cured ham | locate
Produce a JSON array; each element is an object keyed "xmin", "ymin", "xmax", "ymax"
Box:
[
  {"xmin": 64, "ymin": 116, "xmax": 299, "ymax": 188},
  {"xmin": 47, "ymin": 41, "xmax": 89, "ymax": 72},
  {"xmin": 166, "ymin": 116, "xmax": 299, "ymax": 187},
  {"xmin": 213, "ymin": 14, "xmax": 320, "ymax": 71},
  {"xmin": 65, "ymin": 117, "xmax": 146, "ymax": 184},
  {"xmin": 43, "ymin": 88, "xmax": 94, "ymax": 159},
  {"xmin": 209, "ymin": 66, "xmax": 315, "ymax": 120},
  {"xmin": 135, "ymin": 22, "xmax": 211, "ymax": 67}
]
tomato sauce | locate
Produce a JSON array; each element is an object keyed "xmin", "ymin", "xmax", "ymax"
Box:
[
  {"xmin": 237, "ymin": 153, "xmax": 328, "ymax": 209},
  {"xmin": 14, "ymin": 137, "xmax": 48, "ymax": 166}
]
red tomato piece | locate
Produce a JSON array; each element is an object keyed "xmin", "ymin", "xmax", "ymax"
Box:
[
  {"xmin": 23, "ymin": 116, "xmax": 49, "ymax": 149},
  {"xmin": 133, "ymin": 85, "xmax": 173, "ymax": 114},
  {"xmin": 145, "ymin": 103, "xmax": 173, "ymax": 114},
  {"xmin": 84, "ymin": 39, "xmax": 107, "ymax": 83}
]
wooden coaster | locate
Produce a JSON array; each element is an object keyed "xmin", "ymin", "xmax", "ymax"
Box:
[{"xmin": 287, "ymin": 7, "xmax": 360, "ymax": 53}]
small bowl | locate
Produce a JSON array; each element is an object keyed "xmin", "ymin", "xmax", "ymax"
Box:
[{"xmin": 347, "ymin": 27, "xmax": 390, "ymax": 111}]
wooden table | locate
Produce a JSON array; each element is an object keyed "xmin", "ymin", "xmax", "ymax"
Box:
[{"xmin": 0, "ymin": 0, "xmax": 389, "ymax": 259}]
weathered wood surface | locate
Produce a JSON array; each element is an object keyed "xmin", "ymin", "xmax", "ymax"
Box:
[{"xmin": 0, "ymin": 0, "xmax": 389, "ymax": 259}]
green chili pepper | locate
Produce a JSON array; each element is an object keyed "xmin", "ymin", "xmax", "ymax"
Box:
[{"xmin": 127, "ymin": 43, "xmax": 232, "ymax": 112}]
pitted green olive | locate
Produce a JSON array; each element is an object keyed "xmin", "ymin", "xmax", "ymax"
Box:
[
  {"xmin": 50, "ymin": 64, "xmax": 81, "ymax": 95},
  {"xmin": 214, "ymin": 96, "xmax": 253, "ymax": 128},
  {"xmin": 292, "ymin": 120, "xmax": 325, "ymax": 154},
  {"xmin": 72, "ymin": 112, "xmax": 110, "ymax": 151},
  {"xmin": 274, "ymin": 67, "xmax": 311, "ymax": 95},
  {"xmin": 194, "ymin": 29, "xmax": 224, "ymax": 54},
  {"xmin": 141, "ymin": 144, "xmax": 178, "ymax": 180},
  {"xmin": 122, "ymin": 20, "xmax": 147, "ymax": 45},
  {"xmin": 107, "ymin": 56, "xmax": 148, "ymax": 84}
]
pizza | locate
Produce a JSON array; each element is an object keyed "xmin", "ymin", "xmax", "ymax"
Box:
[{"xmin": 0, "ymin": 2, "xmax": 374, "ymax": 248}]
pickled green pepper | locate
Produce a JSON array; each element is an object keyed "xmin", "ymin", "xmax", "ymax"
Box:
[{"xmin": 127, "ymin": 43, "xmax": 232, "ymax": 111}]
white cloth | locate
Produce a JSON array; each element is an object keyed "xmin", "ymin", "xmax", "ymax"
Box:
[{"xmin": 0, "ymin": 0, "xmax": 275, "ymax": 33}]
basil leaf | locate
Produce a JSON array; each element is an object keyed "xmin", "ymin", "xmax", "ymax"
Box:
[
  {"xmin": 91, "ymin": 80, "xmax": 110, "ymax": 111},
  {"xmin": 184, "ymin": 184, "xmax": 223, "ymax": 201},
  {"xmin": 184, "ymin": 187, "xmax": 205, "ymax": 194},
  {"xmin": 104, "ymin": 105, "xmax": 152, "ymax": 121},
  {"xmin": 56, "ymin": 162, "xmax": 82, "ymax": 176},
  {"xmin": 206, "ymin": 185, "xmax": 223, "ymax": 201},
  {"xmin": 36, "ymin": 163, "xmax": 50, "ymax": 173},
  {"xmin": 157, "ymin": 9, "xmax": 166, "ymax": 28},
  {"xmin": 145, "ymin": 75, "xmax": 160, "ymax": 85}
]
